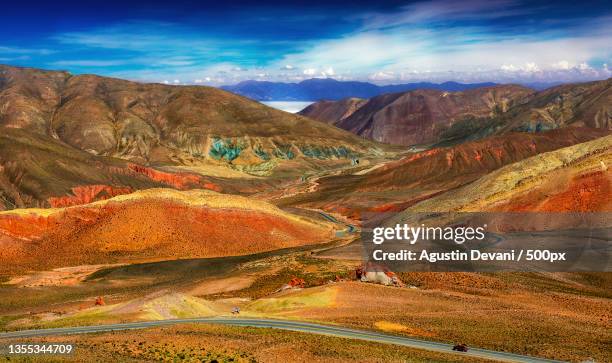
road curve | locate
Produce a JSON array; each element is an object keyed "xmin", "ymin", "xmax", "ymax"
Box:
[{"xmin": 0, "ymin": 317, "xmax": 565, "ymax": 363}]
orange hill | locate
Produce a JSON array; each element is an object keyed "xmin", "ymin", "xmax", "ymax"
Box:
[{"xmin": 0, "ymin": 189, "xmax": 337, "ymax": 275}]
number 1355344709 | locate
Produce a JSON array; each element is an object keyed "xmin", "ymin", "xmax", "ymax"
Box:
[{"xmin": 4, "ymin": 343, "xmax": 74, "ymax": 355}]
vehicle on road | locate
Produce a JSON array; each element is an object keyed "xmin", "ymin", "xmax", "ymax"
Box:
[{"xmin": 453, "ymin": 343, "xmax": 469, "ymax": 352}]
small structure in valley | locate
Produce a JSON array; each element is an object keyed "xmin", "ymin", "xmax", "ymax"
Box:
[{"xmin": 355, "ymin": 262, "xmax": 404, "ymax": 287}]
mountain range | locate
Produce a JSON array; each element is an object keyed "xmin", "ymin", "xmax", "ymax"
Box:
[
  {"xmin": 299, "ymin": 79, "xmax": 611, "ymax": 146},
  {"xmin": 0, "ymin": 64, "xmax": 610, "ymax": 284},
  {"xmin": 221, "ymin": 78, "xmax": 497, "ymax": 101}
]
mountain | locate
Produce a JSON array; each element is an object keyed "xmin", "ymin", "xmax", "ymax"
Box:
[
  {"xmin": 298, "ymin": 98, "xmax": 367, "ymax": 125},
  {"xmin": 0, "ymin": 65, "xmax": 385, "ymax": 209},
  {"xmin": 484, "ymin": 78, "xmax": 612, "ymax": 133},
  {"xmin": 523, "ymin": 81, "xmax": 564, "ymax": 91},
  {"xmin": 221, "ymin": 78, "xmax": 497, "ymax": 101},
  {"xmin": 301, "ymin": 85, "xmax": 534, "ymax": 146},
  {"xmin": 301, "ymin": 79, "xmax": 611, "ymax": 146}
]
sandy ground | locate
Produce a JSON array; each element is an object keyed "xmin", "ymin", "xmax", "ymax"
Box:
[
  {"xmin": 5, "ymin": 264, "xmax": 124, "ymax": 287},
  {"xmin": 188, "ymin": 275, "xmax": 256, "ymax": 296}
]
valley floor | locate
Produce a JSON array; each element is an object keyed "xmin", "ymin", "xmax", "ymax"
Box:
[{"xmin": 1, "ymin": 245, "xmax": 610, "ymax": 362}]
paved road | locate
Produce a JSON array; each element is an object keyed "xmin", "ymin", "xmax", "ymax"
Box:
[{"xmin": 0, "ymin": 318, "xmax": 564, "ymax": 363}]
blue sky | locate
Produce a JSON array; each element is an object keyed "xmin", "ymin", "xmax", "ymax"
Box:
[{"xmin": 1, "ymin": 0, "xmax": 610, "ymax": 85}]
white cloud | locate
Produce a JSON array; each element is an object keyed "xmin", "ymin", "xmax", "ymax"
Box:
[
  {"xmin": 501, "ymin": 64, "xmax": 518, "ymax": 72},
  {"xmin": 271, "ymin": 20, "xmax": 611, "ymax": 84},
  {"xmin": 524, "ymin": 62, "xmax": 540, "ymax": 73},
  {"xmin": 322, "ymin": 67, "xmax": 335, "ymax": 76},
  {"xmin": 360, "ymin": 0, "xmax": 531, "ymax": 31},
  {"xmin": 369, "ymin": 71, "xmax": 396, "ymax": 81},
  {"xmin": 577, "ymin": 62, "xmax": 591, "ymax": 70},
  {"xmin": 551, "ymin": 60, "xmax": 571, "ymax": 70},
  {"xmin": 264, "ymin": 1, "xmax": 611, "ymax": 84},
  {"xmin": 0, "ymin": 46, "xmax": 55, "ymax": 55}
]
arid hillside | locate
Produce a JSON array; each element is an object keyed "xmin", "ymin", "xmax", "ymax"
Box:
[
  {"xmin": 0, "ymin": 189, "xmax": 337, "ymax": 274},
  {"xmin": 0, "ymin": 127, "xmax": 276, "ymax": 210},
  {"xmin": 0, "ymin": 65, "xmax": 393, "ymax": 209},
  {"xmin": 281, "ymin": 128, "xmax": 610, "ymax": 219},
  {"xmin": 301, "ymin": 79, "xmax": 611, "ymax": 146},
  {"xmin": 403, "ymin": 134, "xmax": 612, "ymax": 214},
  {"xmin": 0, "ymin": 65, "xmax": 384, "ymax": 166},
  {"xmin": 298, "ymin": 98, "xmax": 367, "ymax": 124},
  {"xmin": 484, "ymin": 78, "xmax": 612, "ymax": 134},
  {"xmin": 300, "ymin": 85, "xmax": 534, "ymax": 145},
  {"xmin": 385, "ymin": 134, "xmax": 611, "ymax": 232},
  {"xmin": 346, "ymin": 128, "xmax": 608, "ymax": 191}
]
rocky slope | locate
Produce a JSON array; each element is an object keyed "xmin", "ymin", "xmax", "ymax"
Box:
[
  {"xmin": 486, "ymin": 78, "xmax": 611, "ymax": 134},
  {"xmin": 355, "ymin": 128, "xmax": 608, "ymax": 189},
  {"xmin": 0, "ymin": 128, "xmax": 271, "ymax": 210},
  {"xmin": 0, "ymin": 65, "xmax": 382, "ymax": 166},
  {"xmin": 301, "ymin": 85, "xmax": 534, "ymax": 146},
  {"xmin": 298, "ymin": 98, "xmax": 367, "ymax": 125},
  {"xmin": 301, "ymin": 79, "xmax": 611, "ymax": 147},
  {"xmin": 285, "ymin": 128, "xmax": 609, "ymax": 219},
  {"xmin": 403, "ymin": 134, "xmax": 612, "ymax": 214},
  {"xmin": 389, "ymin": 134, "xmax": 611, "ymax": 232}
]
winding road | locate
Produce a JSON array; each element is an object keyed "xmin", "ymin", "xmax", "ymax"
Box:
[{"xmin": 0, "ymin": 318, "xmax": 564, "ymax": 363}]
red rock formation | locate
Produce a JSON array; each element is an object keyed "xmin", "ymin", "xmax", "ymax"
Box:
[
  {"xmin": 48, "ymin": 185, "xmax": 132, "ymax": 208},
  {"xmin": 127, "ymin": 164, "xmax": 198, "ymax": 189},
  {"xmin": 350, "ymin": 128, "xmax": 609, "ymax": 192},
  {"xmin": 0, "ymin": 213, "xmax": 57, "ymax": 240},
  {"xmin": 127, "ymin": 164, "xmax": 221, "ymax": 192},
  {"xmin": 288, "ymin": 277, "xmax": 306, "ymax": 288}
]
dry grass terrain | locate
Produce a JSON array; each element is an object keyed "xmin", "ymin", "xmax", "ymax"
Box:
[
  {"xmin": 0, "ymin": 324, "xmax": 493, "ymax": 363},
  {"xmin": 2, "ymin": 251, "xmax": 609, "ymax": 362}
]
